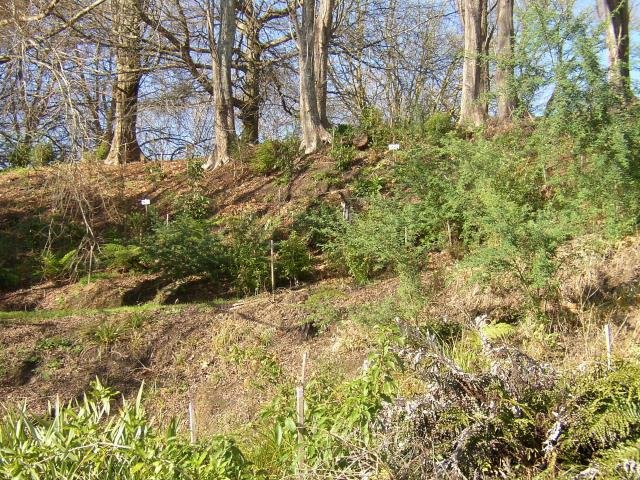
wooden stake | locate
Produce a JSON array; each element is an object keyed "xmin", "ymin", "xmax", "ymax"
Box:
[
  {"xmin": 297, "ymin": 351, "xmax": 308, "ymax": 478},
  {"xmin": 270, "ymin": 239, "xmax": 275, "ymax": 301},
  {"xmin": 188, "ymin": 399, "xmax": 196, "ymax": 444},
  {"xmin": 604, "ymin": 323, "xmax": 613, "ymax": 370},
  {"xmin": 166, "ymin": 213, "xmax": 169, "ymax": 226}
]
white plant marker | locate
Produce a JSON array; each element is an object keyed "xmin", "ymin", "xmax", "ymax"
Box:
[
  {"xmin": 141, "ymin": 198, "xmax": 151, "ymax": 213},
  {"xmin": 604, "ymin": 323, "xmax": 613, "ymax": 370},
  {"xmin": 188, "ymin": 399, "xmax": 196, "ymax": 444},
  {"xmin": 388, "ymin": 143, "xmax": 400, "ymax": 151}
]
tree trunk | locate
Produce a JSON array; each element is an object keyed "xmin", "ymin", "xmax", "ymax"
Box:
[
  {"xmin": 314, "ymin": 0, "xmax": 333, "ymax": 129},
  {"xmin": 458, "ymin": 0, "xmax": 488, "ymax": 127},
  {"xmin": 238, "ymin": 1, "xmax": 261, "ymax": 144},
  {"xmin": 295, "ymin": 0, "xmax": 332, "ymax": 154},
  {"xmin": 203, "ymin": 0, "xmax": 237, "ymax": 169},
  {"xmin": 104, "ymin": 0, "xmax": 143, "ymax": 165},
  {"xmin": 597, "ymin": 0, "xmax": 631, "ymax": 99},
  {"xmin": 495, "ymin": 0, "xmax": 515, "ymax": 120}
]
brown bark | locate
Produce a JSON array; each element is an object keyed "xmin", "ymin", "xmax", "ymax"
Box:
[
  {"xmin": 458, "ymin": 0, "xmax": 488, "ymax": 127},
  {"xmin": 597, "ymin": 0, "xmax": 631, "ymax": 99},
  {"xmin": 314, "ymin": 0, "xmax": 333, "ymax": 129},
  {"xmin": 203, "ymin": 0, "xmax": 237, "ymax": 170},
  {"xmin": 294, "ymin": 0, "xmax": 333, "ymax": 154},
  {"xmin": 104, "ymin": 0, "xmax": 144, "ymax": 165},
  {"xmin": 238, "ymin": 0, "xmax": 261, "ymax": 144},
  {"xmin": 495, "ymin": 0, "xmax": 515, "ymax": 120}
]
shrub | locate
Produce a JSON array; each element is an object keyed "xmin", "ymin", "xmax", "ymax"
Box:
[
  {"xmin": 0, "ymin": 381, "xmax": 254, "ymax": 479},
  {"xmin": 172, "ymin": 189, "xmax": 211, "ymax": 219},
  {"xmin": 325, "ymin": 199, "xmax": 420, "ymax": 284},
  {"xmin": 39, "ymin": 249, "xmax": 78, "ymax": 280},
  {"xmin": 224, "ymin": 216, "xmax": 270, "ymax": 294},
  {"xmin": 99, "ymin": 243, "xmax": 143, "ymax": 272},
  {"xmin": 143, "ymin": 217, "xmax": 226, "ymax": 281},
  {"xmin": 329, "ymin": 142, "xmax": 357, "ymax": 171},
  {"xmin": 276, "ymin": 232, "xmax": 312, "ymax": 285},
  {"xmin": 7, "ymin": 141, "xmax": 56, "ymax": 168},
  {"xmin": 422, "ymin": 111, "xmax": 453, "ymax": 143},
  {"xmin": 251, "ymin": 138, "xmax": 298, "ymax": 177},
  {"xmin": 292, "ymin": 200, "xmax": 343, "ymax": 250}
]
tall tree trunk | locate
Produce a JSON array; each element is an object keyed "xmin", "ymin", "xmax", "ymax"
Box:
[
  {"xmin": 203, "ymin": 0, "xmax": 237, "ymax": 169},
  {"xmin": 495, "ymin": 0, "xmax": 515, "ymax": 120},
  {"xmin": 597, "ymin": 0, "xmax": 631, "ymax": 99},
  {"xmin": 238, "ymin": 1, "xmax": 261, "ymax": 144},
  {"xmin": 294, "ymin": 0, "xmax": 332, "ymax": 154},
  {"xmin": 314, "ymin": 0, "xmax": 333, "ymax": 129},
  {"xmin": 104, "ymin": 0, "xmax": 143, "ymax": 165},
  {"xmin": 458, "ymin": 0, "xmax": 488, "ymax": 126}
]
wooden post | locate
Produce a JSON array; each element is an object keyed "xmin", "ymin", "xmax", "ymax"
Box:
[
  {"xmin": 270, "ymin": 239, "xmax": 276, "ymax": 301},
  {"xmin": 297, "ymin": 351, "xmax": 308, "ymax": 479},
  {"xmin": 188, "ymin": 398, "xmax": 196, "ymax": 444},
  {"xmin": 604, "ymin": 323, "xmax": 613, "ymax": 370}
]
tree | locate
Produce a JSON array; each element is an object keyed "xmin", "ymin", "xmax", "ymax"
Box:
[
  {"xmin": 202, "ymin": 0, "xmax": 237, "ymax": 169},
  {"xmin": 458, "ymin": 0, "xmax": 488, "ymax": 126},
  {"xmin": 495, "ymin": 0, "xmax": 515, "ymax": 120},
  {"xmin": 104, "ymin": 0, "xmax": 144, "ymax": 165},
  {"xmin": 292, "ymin": 0, "xmax": 334, "ymax": 154},
  {"xmin": 597, "ymin": 0, "xmax": 631, "ymax": 99}
]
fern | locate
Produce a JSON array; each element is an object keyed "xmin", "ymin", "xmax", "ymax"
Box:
[{"xmin": 560, "ymin": 363, "xmax": 640, "ymax": 464}]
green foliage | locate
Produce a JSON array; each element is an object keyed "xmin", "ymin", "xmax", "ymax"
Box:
[
  {"xmin": 359, "ymin": 107, "xmax": 392, "ymax": 147},
  {"xmin": 7, "ymin": 141, "xmax": 56, "ymax": 167},
  {"xmin": 329, "ymin": 142, "xmax": 357, "ymax": 171},
  {"xmin": 172, "ymin": 189, "xmax": 211, "ymax": 219},
  {"xmin": 276, "ymin": 232, "xmax": 312, "ymax": 285},
  {"xmin": 0, "ymin": 381, "xmax": 253, "ymax": 479},
  {"xmin": 143, "ymin": 217, "xmax": 226, "ymax": 281},
  {"xmin": 251, "ymin": 138, "xmax": 298, "ymax": 178},
  {"xmin": 302, "ymin": 287, "xmax": 344, "ymax": 333},
  {"xmin": 559, "ymin": 363, "xmax": 640, "ymax": 465},
  {"xmin": 251, "ymin": 347, "xmax": 399, "ymax": 476},
  {"xmin": 94, "ymin": 141, "xmax": 110, "ymax": 161},
  {"xmin": 325, "ymin": 199, "xmax": 422, "ymax": 284},
  {"xmin": 422, "ymin": 112, "xmax": 453, "ymax": 142},
  {"xmin": 292, "ymin": 200, "xmax": 343, "ymax": 250},
  {"xmin": 186, "ymin": 158, "xmax": 205, "ymax": 182},
  {"xmin": 40, "ymin": 249, "xmax": 78, "ymax": 281},
  {"xmin": 100, "ymin": 243, "xmax": 143, "ymax": 272},
  {"xmin": 224, "ymin": 216, "xmax": 270, "ymax": 294}
]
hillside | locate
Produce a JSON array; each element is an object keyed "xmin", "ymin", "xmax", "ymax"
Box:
[{"xmin": 2, "ymin": 114, "xmax": 640, "ymax": 478}]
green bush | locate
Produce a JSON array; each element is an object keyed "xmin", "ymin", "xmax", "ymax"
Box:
[
  {"xmin": 422, "ymin": 112, "xmax": 453, "ymax": 143},
  {"xmin": 0, "ymin": 381, "xmax": 254, "ymax": 479},
  {"xmin": 7, "ymin": 142, "xmax": 56, "ymax": 168},
  {"xmin": 251, "ymin": 138, "xmax": 298, "ymax": 177},
  {"xmin": 329, "ymin": 142, "xmax": 357, "ymax": 171},
  {"xmin": 172, "ymin": 189, "xmax": 211, "ymax": 220},
  {"xmin": 143, "ymin": 217, "xmax": 226, "ymax": 281},
  {"xmin": 224, "ymin": 216, "xmax": 270, "ymax": 294},
  {"xmin": 276, "ymin": 232, "xmax": 312, "ymax": 285},
  {"xmin": 292, "ymin": 200, "xmax": 343, "ymax": 250},
  {"xmin": 326, "ymin": 199, "xmax": 421, "ymax": 284},
  {"xmin": 40, "ymin": 249, "xmax": 78, "ymax": 281},
  {"xmin": 100, "ymin": 243, "xmax": 143, "ymax": 272}
]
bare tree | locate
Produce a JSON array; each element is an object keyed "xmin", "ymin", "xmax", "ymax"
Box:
[
  {"xmin": 458, "ymin": 0, "xmax": 488, "ymax": 126},
  {"xmin": 291, "ymin": 0, "xmax": 333, "ymax": 154},
  {"xmin": 495, "ymin": 0, "xmax": 514, "ymax": 120},
  {"xmin": 597, "ymin": 0, "xmax": 631, "ymax": 98},
  {"xmin": 104, "ymin": 0, "xmax": 144, "ymax": 164},
  {"xmin": 202, "ymin": 0, "xmax": 237, "ymax": 169}
]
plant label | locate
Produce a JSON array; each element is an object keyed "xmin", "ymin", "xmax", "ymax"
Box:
[{"xmin": 388, "ymin": 143, "xmax": 400, "ymax": 151}]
